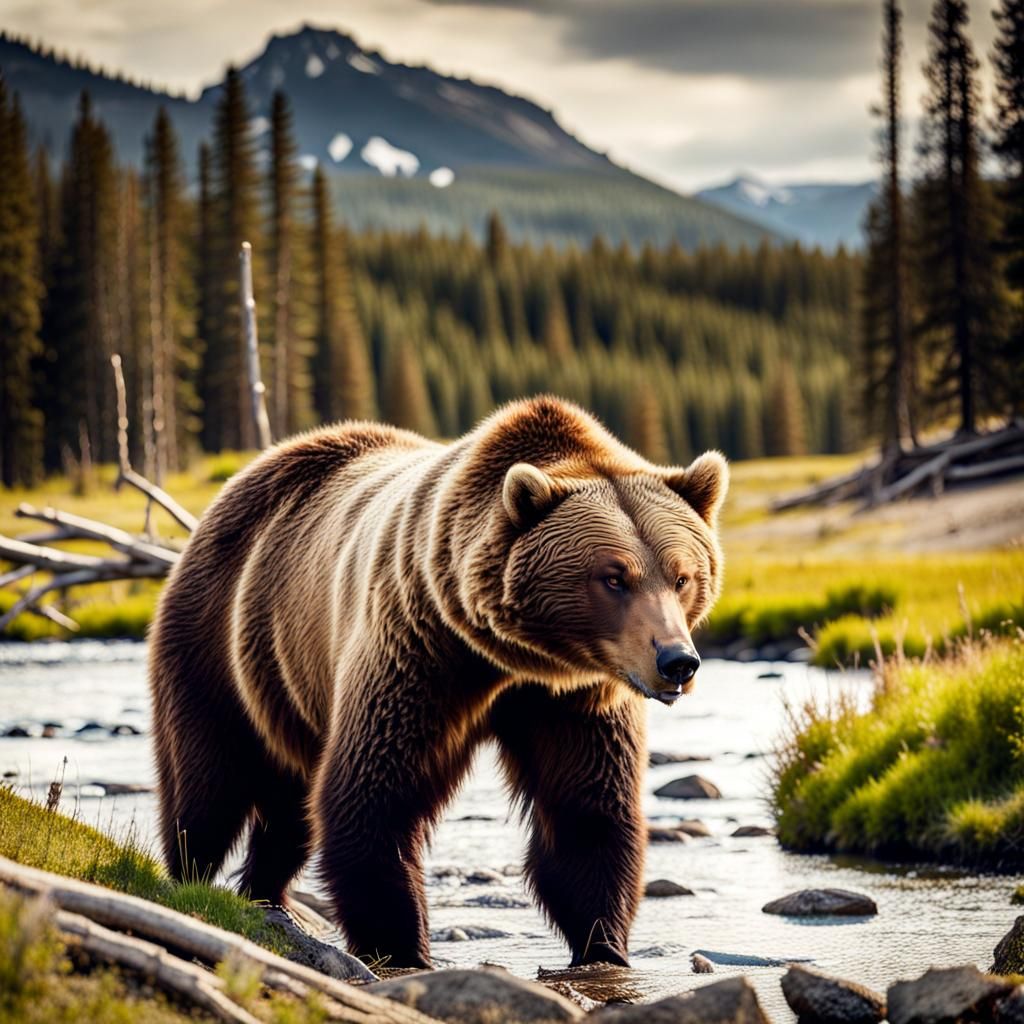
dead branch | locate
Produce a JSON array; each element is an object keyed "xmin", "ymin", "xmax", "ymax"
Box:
[
  {"xmin": 240, "ymin": 242, "xmax": 273, "ymax": 452},
  {"xmin": 15, "ymin": 504, "xmax": 179, "ymax": 567},
  {"xmin": 772, "ymin": 424, "xmax": 1024, "ymax": 511},
  {"xmin": 56, "ymin": 909, "xmax": 261, "ymax": 1024},
  {"xmin": 0, "ymin": 856, "xmax": 441, "ymax": 1024}
]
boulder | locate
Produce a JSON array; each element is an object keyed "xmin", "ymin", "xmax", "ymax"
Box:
[
  {"xmin": 994, "ymin": 916, "xmax": 1024, "ymax": 975},
  {"xmin": 649, "ymin": 751, "xmax": 711, "ymax": 766},
  {"xmin": 654, "ymin": 775, "xmax": 723, "ymax": 800},
  {"xmin": 781, "ymin": 964, "xmax": 885, "ymax": 1024},
  {"xmin": 644, "ymin": 879, "xmax": 695, "ymax": 898},
  {"xmin": 731, "ymin": 825, "xmax": 774, "ymax": 838},
  {"xmin": 370, "ymin": 967, "xmax": 583, "ymax": 1024},
  {"xmin": 762, "ymin": 888, "xmax": 877, "ymax": 917},
  {"xmin": 463, "ymin": 893, "xmax": 529, "ymax": 908},
  {"xmin": 589, "ymin": 977, "xmax": 769, "ymax": 1023},
  {"xmin": 887, "ymin": 966, "xmax": 1014, "ymax": 1024}
]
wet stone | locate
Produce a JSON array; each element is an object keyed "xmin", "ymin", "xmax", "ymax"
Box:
[
  {"xmin": 731, "ymin": 825, "xmax": 774, "ymax": 838},
  {"xmin": 654, "ymin": 775, "xmax": 722, "ymax": 800},
  {"xmin": 762, "ymin": 888, "xmax": 878, "ymax": 917},
  {"xmin": 370, "ymin": 966, "xmax": 583, "ymax": 1023},
  {"xmin": 465, "ymin": 868, "xmax": 504, "ymax": 885},
  {"xmin": 993, "ymin": 916, "xmax": 1024, "ymax": 975},
  {"xmin": 644, "ymin": 879, "xmax": 695, "ymax": 898},
  {"xmin": 781, "ymin": 964, "xmax": 886, "ymax": 1024},
  {"xmin": 648, "ymin": 826, "xmax": 690, "ymax": 844},
  {"xmin": 649, "ymin": 751, "xmax": 712, "ymax": 766},
  {"xmin": 589, "ymin": 976, "xmax": 770, "ymax": 1024},
  {"xmin": 887, "ymin": 966, "xmax": 1014, "ymax": 1024}
]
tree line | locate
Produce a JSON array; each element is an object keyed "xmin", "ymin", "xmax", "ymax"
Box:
[
  {"xmin": 0, "ymin": 64, "xmax": 863, "ymax": 488},
  {"xmin": 861, "ymin": 0, "xmax": 1024, "ymax": 452}
]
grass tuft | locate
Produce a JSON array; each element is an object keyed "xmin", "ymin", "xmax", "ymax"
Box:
[{"xmin": 771, "ymin": 638, "xmax": 1024, "ymax": 866}]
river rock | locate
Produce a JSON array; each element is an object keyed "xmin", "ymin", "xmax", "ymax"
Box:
[
  {"xmin": 676, "ymin": 819, "xmax": 713, "ymax": 837},
  {"xmin": 463, "ymin": 893, "xmax": 530, "ymax": 908},
  {"xmin": 649, "ymin": 751, "xmax": 711, "ymax": 766},
  {"xmin": 370, "ymin": 967, "xmax": 583, "ymax": 1023},
  {"xmin": 645, "ymin": 879, "xmax": 695, "ymax": 898},
  {"xmin": 692, "ymin": 953, "xmax": 715, "ymax": 974},
  {"xmin": 2, "ymin": 726, "xmax": 29, "ymax": 738},
  {"xmin": 89, "ymin": 781, "xmax": 152, "ymax": 796},
  {"xmin": 731, "ymin": 825, "xmax": 774, "ymax": 837},
  {"xmin": 465, "ymin": 868, "xmax": 504, "ymax": 885},
  {"xmin": 781, "ymin": 964, "xmax": 885, "ymax": 1024},
  {"xmin": 589, "ymin": 977, "xmax": 769, "ymax": 1023},
  {"xmin": 654, "ymin": 775, "xmax": 722, "ymax": 800},
  {"xmin": 993, "ymin": 916, "xmax": 1024, "ymax": 975},
  {"xmin": 762, "ymin": 888, "xmax": 877, "ymax": 917},
  {"xmin": 887, "ymin": 966, "xmax": 1014, "ymax": 1024},
  {"xmin": 110, "ymin": 723, "xmax": 141, "ymax": 735},
  {"xmin": 431, "ymin": 925, "xmax": 512, "ymax": 942},
  {"xmin": 648, "ymin": 826, "xmax": 690, "ymax": 843}
]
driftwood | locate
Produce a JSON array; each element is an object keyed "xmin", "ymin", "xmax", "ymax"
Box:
[
  {"xmin": 57, "ymin": 909, "xmax": 262, "ymax": 1024},
  {"xmin": 773, "ymin": 423, "xmax": 1024, "ymax": 511},
  {"xmin": 0, "ymin": 856, "xmax": 439, "ymax": 1024}
]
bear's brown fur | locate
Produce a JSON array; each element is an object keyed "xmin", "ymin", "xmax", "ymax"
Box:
[{"xmin": 148, "ymin": 396, "xmax": 727, "ymax": 969}]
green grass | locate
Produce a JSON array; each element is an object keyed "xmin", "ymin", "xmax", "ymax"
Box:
[
  {"xmin": 0, "ymin": 786, "xmax": 289, "ymax": 953},
  {"xmin": 772, "ymin": 638, "xmax": 1024, "ymax": 867},
  {"xmin": 705, "ymin": 550, "xmax": 1024, "ymax": 665}
]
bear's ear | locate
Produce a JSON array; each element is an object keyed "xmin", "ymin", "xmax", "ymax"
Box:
[
  {"xmin": 662, "ymin": 451, "xmax": 729, "ymax": 525},
  {"xmin": 503, "ymin": 463, "xmax": 563, "ymax": 528}
]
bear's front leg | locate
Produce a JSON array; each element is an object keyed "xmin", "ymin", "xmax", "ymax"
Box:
[
  {"xmin": 312, "ymin": 680, "xmax": 481, "ymax": 969},
  {"xmin": 490, "ymin": 683, "xmax": 647, "ymax": 967}
]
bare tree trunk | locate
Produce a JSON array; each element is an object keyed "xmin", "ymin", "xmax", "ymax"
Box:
[{"xmin": 239, "ymin": 242, "xmax": 273, "ymax": 451}]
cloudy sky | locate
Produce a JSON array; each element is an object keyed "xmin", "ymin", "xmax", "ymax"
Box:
[{"xmin": 0, "ymin": 0, "xmax": 1002, "ymax": 191}]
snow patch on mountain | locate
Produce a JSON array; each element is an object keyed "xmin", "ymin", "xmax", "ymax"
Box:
[
  {"xmin": 347, "ymin": 52, "xmax": 380, "ymax": 75},
  {"xmin": 361, "ymin": 136, "xmax": 419, "ymax": 177},
  {"xmin": 735, "ymin": 176, "xmax": 794, "ymax": 207},
  {"xmin": 430, "ymin": 167, "xmax": 455, "ymax": 188},
  {"xmin": 306, "ymin": 55, "xmax": 325, "ymax": 78},
  {"xmin": 328, "ymin": 133, "xmax": 353, "ymax": 163}
]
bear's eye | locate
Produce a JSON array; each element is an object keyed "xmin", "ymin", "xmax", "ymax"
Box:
[
  {"xmin": 675, "ymin": 575, "xmax": 690, "ymax": 591},
  {"xmin": 604, "ymin": 575, "xmax": 625, "ymax": 592}
]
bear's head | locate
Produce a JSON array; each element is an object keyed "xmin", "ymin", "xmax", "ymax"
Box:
[{"xmin": 495, "ymin": 450, "xmax": 728, "ymax": 704}]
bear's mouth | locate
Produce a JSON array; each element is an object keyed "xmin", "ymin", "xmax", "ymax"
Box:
[{"xmin": 625, "ymin": 673, "xmax": 691, "ymax": 704}]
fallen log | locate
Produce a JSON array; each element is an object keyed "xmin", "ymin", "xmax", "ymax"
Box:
[
  {"xmin": 57, "ymin": 909, "xmax": 261, "ymax": 1024},
  {"xmin": 0, "ymin": 856, "xmax": 440, "ymax": 1024}
]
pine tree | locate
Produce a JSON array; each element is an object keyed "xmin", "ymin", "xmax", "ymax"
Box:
[
  {"xmin": 48, "ymin": 92, "xmax": 119, "ymax": 465},
  {"xmin": 205, "ymin": 67, "xmax": 261, "ymax": 451},
  {"xmin": 862, "ymin": 0, "xmax": 915, "ymax": 451},
  {"xmin": 267, "ymin": 91, "xmax": 304, "ymax": 436},
  {"xmin": 764, "ymin": 363, "xmax": 808, "ymax": 456},
  {"xmin": 195, "ymin": 142, "xmax": 216, "ymax": 451},
  {"xmin": 145, "ymin": 107, "xmax": 197, "ymax": 473},
  {"xmin": 380, "ymin": 337, "xmax": 437, "ymax": 437},
  {"xmin": 485, "ymin": 210, "xmax": 509, "ymax": 266},
  {"xmin": 992, "ymin": 0, "xmax": 1024, "ymax": 407},
  {"xmin": 914, "ymin": 0, "xmax": 1006, "ymax": 432},
  {"xmin": 310, "ymin": 165, "xmax": 376, "ymax": 423},
  {"xmin": 0, "ymin": 80, "xmax": 44, "ymax": 486}
]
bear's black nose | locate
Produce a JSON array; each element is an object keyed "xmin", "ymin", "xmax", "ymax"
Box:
[{"xmin": 656, "ymin": 645, "xmax": 701, "ymax": 684}]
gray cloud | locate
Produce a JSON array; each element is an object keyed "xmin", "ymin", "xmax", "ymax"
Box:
[{"xmin": 423, "ymin": 0, "xmax": 881, "ymax": 79}]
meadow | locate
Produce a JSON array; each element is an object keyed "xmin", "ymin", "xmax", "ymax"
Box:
[{"xmin": 1, "ymin": 449, "xmax": 1021, "ymax": 668}]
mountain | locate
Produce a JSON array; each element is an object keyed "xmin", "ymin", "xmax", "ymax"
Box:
[
  {"xmin": 0, "ymin": 27, "xmax": 774, "ymax": 250},
  {"xmin": 697, "ymin": 174, "xmax": 875, "ymax": 250}
]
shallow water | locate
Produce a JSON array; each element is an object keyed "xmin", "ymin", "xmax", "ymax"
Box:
[{"xmin": 0, "ymin": 641, "xmax": 1018, "ymax": 1019}]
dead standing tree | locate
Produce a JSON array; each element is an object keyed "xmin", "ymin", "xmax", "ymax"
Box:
[{"xmin": 0, "ymin": 244, "xmax": 272, "ymax": 633}]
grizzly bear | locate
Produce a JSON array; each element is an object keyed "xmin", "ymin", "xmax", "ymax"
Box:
[{"xmin": 148, "ymin": 396, "xmax": 727, "ymax": 969}]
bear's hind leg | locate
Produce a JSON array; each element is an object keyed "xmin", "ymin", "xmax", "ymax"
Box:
[
  {"xmin": 236, "ymin": 767, "xmax": 312, "ymax": 905},
  {"xmin": 490, "ymin": 684, "xmax": 646, "ymax": 967}
]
